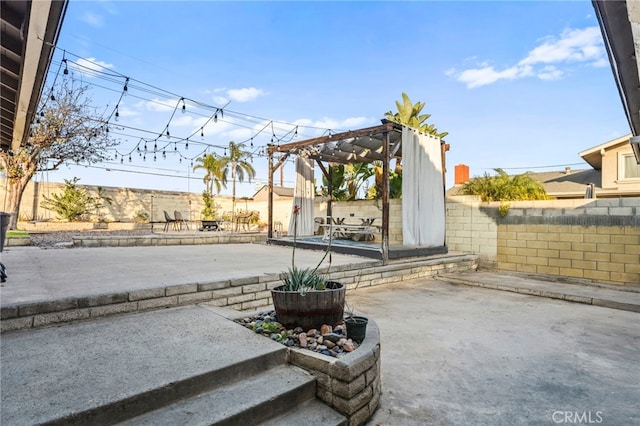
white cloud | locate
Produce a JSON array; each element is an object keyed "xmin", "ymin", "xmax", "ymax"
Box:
[
  {"xmin": 143, "ymin": 98, "xmax": 177, "ymax": 113},
  {"xmin": 519, "ymin": 27, "xmax": 603, "ymax": 66},
  {"xmin": 227, "ymin": 87, "xmax": 266, "ymax": 103},
  {"xmin": 455, "ymin": 64, "xmax": 533, "ymax": 89},
  {"xmin": 214, "ymin": 96, "xmax": 229, "ymax": 105},
  {"xmin": 70, "ymin": 57, "xmax": 113, "ymax": 78},
  {"xmin": 450, "ymin": 26, "xmax": 605, "ymax": 89},
  {"xmin": 537, "ymin": 65, "xmax": 564, "ymax": 81},
  {"xmin": 80, "ymin": 11, "xmax": 104, "ymax": 28}
]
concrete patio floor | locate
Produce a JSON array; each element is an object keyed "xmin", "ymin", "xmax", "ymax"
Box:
[
  {"xmin": 348, "ymin": 279, "xmax": 639, "ymax": 425},
  {"xmin": 0, "ymin": 242, "xmax": 638, "ymax": 425}
]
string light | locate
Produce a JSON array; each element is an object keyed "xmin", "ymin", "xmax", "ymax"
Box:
[{"xmin": 44, "ymin": 49, "xmax": 348, "ymax": 171}]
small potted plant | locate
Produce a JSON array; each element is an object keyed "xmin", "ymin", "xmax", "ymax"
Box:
[
  {"xmin": 271, "ymin": 205, "xmax": 345, "ymax": 330},
  {"xmin": 344, "ymin": 302, "xmax": 368, "ymax": 343}
]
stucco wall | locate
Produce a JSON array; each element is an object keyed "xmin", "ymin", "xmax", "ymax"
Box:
[{"xmin": 0, "ymin": 179, "xmax": 294, "ymax": 227}]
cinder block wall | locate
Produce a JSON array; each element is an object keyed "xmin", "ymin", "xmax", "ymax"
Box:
[
  {"xmin": 446, "ymin": 196, "xmax": 640, "ymax": 286},
  {"xmin": 445, "ymin": 196, "xmax": 498, "ymax": 267}
]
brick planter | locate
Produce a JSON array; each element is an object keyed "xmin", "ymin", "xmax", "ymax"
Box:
[{"xmin": 287, "ymin": 318, "xmax": 381, "ymax": 426}]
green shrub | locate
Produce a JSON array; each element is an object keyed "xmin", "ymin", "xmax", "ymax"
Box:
[{"xmin": 40, "ymin": 178, "xmax": 98, "ymax": 221}]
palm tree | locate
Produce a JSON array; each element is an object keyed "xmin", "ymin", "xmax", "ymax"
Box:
[
  {"xmin": 220, "ymin": 141, "xmax": 256, "ymax": 217},
  {"xmin": 384, "ymin": 92, "xmax": 448, "ymax": 138},
  {"xmin": 193, "ymin": 153, "xmax": 227, "ymax": 195}
]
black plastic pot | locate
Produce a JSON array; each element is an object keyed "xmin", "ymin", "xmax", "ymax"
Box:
[{"xmin": 345, "ymin": 316, "xmax": 368, "ymax": 343}]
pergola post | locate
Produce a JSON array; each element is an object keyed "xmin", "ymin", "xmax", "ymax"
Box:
[
  {"xmin": 327, "ymin": 165, "xmax": 333, "ymax": 218},
  {"xmin": 381, "ymin": 130, "xmax": 390, "ymax": 264},
  {"xmin": 268, "ymin": 150, "xmax": 274, "ymax": 239}
]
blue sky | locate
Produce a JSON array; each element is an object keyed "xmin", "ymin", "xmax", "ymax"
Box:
[{"xmin": 44, "ymin": 0, "xmax": 630, "ymax": 198}]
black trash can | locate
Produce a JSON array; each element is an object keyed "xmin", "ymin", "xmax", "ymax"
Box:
[{"xmin": 0, "ymin": 212, "xmax": 10, "ymax": 253}]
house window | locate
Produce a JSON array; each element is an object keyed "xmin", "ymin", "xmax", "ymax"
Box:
[{"xmin": 619, "ymin": 153, "xmax": 640, "ymax": 180}]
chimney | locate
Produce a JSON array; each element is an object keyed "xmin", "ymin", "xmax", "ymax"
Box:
[
  {"xmin": 454, "ymin": 164, "xmax": 469, "ymax": 185},
  {"xmin": 565, "ymin": 166, "xmax": 571, "ymax": 175}
]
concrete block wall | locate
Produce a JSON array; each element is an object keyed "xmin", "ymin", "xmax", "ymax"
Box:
[
  {"xmin": 447, "ymin": 196, "xmax": 640, "ymax": 286},
  {"xmin": 498, "ymin": 198, "xmax": 640, "ymax": 285},
  {"xmin": 445, "ymin": 196, "xmax": 498, "ymax": 268}
]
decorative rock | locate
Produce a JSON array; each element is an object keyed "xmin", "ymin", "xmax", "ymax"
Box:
[
  {"xmin": 322, "ymin": 333, "xmax": 342, "ymax": 343},
  {"xmin": 234, "ymin": 310, "xmax": 362, "ymax": 358}
]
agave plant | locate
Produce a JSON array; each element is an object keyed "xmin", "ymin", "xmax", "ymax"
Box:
[
  {"xmin": 280, "ymin": 204, "xmax": 332, "ymax": 294},
  {"xmin": 281, "ymin": 266, "xmax": 327, "ymax": 294}
]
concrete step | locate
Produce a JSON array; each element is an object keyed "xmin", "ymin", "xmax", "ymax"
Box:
[
  {"xmin": 0, "ymin": 305, "xmax": 291, "ymax": 425},
  {"xmin": 260, "ymin": 399, "xmax": 348, "ymax": 426},
  {"xmin": 120, "ymin": 365, "xmax": 334, "ymax": 425}
]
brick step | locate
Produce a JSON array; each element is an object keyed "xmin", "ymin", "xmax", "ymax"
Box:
[
  {"xmin": 260, "ymin": 398, "xmax": 348, "ymax": 426},
  {"xmin": 119, "ymin": 365, "xmax": 344, "ymax": 425},
  {"xmin": 0, "ymin": 306, "xmax": 293, "ymax": 425}
]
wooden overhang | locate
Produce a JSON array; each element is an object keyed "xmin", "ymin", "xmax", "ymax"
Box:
[{"xmin": 265, "ymin": 119, "xmax": 449, "ymax": 263}]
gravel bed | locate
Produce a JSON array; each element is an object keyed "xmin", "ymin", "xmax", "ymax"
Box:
[{"xmin": 235, "ymin": 310, "xmax": 360, "ymax": 358}]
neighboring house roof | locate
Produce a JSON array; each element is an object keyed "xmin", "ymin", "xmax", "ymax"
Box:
[
  {"xmin": 578, "ymin": 134, "xmax": 631, "ymax": 169},
  {"xmin": 446, "ymin": 168, "xmax": 601, "ymax": 199}
]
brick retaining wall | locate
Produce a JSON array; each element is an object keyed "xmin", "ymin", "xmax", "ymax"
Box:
[
  {"xmin": 288, "ymin": 321, "xmax": 381, "ymax": 426},
  {"xmin": 0, "ymin": 253, "xmax": 478, "ymax": 333}
]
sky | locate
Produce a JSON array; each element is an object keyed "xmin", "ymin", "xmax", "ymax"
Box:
[{"xmin": 42, "ymin": 0, "xmax": 631, "ymax": 198}]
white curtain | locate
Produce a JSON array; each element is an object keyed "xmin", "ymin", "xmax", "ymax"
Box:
[
  {"xmin": 401, "ymin": 126, "xmax": 445, "ymax": 247},
  {"xmin": 288, "ymin": 156, "xmax": 315, "ymax": 236}
]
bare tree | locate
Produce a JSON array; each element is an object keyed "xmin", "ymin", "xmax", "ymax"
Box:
[{"xmin": 0, "ymin": 78, "xmax": 117, "ymax": 229}]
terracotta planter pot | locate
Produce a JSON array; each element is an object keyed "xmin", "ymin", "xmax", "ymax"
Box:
[{"xmin": 272, "ymin": 281, "xmax": 345, "ymax": 330}]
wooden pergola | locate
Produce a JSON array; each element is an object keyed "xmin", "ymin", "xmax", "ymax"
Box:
[{"xmin": 266, "ymin": 119, "xmax": 449, "ymax": 263}]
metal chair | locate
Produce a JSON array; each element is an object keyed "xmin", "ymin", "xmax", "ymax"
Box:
[
  {"xmin": 163, "ymin": 210, "xmax": 178, "ymax": 232},
  {"xmin": 174, "ymin": 210, "xmax": 189, "ymax": 231}
]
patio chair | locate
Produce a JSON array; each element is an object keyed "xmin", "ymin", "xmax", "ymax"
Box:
[
  {"xmin": 174, "ymin": 210, "xmax": 189, "ymax": 231},
  {"xmin": 163, "ymin": 210, "xmax": 178, "ymax": 232}
]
